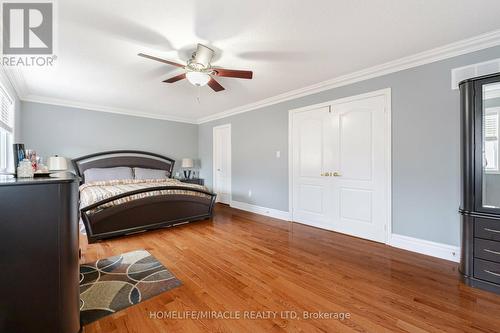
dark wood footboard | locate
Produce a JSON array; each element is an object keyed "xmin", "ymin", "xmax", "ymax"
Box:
[
  {"xmin": 80, "ymin": 186, "xmax": 216, "ymax": 243},
  {"xmin": 73, "ymin": 151, "xmax": 217, "ymax": 243}
]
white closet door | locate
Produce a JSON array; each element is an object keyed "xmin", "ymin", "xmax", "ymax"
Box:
[
  {"xmin": 330, "ymin": 95, "xmax": 388, "ymax": 242},
  {"xmin": 292, "ymin": 106, "xmax": 334, "ymax": 228},
  {"xmin": 291, "ymin": 92, "xmax": 389, "ymax": 243},
  {"xmin": 213, "ymin": 124, "xmax": 231, "ymax": 204}
]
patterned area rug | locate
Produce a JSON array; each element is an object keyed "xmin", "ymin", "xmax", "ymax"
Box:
[{"xmin": 80, "ymin": 249, "xmax": 182, "ymax": 325}]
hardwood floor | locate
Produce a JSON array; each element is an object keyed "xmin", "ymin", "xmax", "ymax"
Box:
[{"xmin": 81, "ymin": 204, "xmax": 500, "ymax": 333}]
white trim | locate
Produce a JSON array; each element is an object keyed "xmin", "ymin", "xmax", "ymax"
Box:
[
  {"xmin": 288, "ymin": 88, "xmax": 392, "ymax": 243},
  {"xmin": 0, "ymin": 65, "xmax": 197, "ymax": 124},
  {"xmin": 288, "ymin": 88, "xmax": 391, "ymax": 114},
  {"xmin": 385, "ymin": 90, "xmax": 393, "ymax": 243},
  {"xmin": 2, "ymin": 29, "xmax": 500, "ymax": 124},
  {"xmin": 225, "ymin": 201, "xmax": 460, "ymax": 263},
  {"xmin": 21, "ymin": 94, "xmax": 197, "ymax": 124},
  {"xmin": 287, "ymin": 110, "xmax": 294, "ymax": 227},
  {"xmin": 213, "ymin": 124, "xmax": 232, "ymax": 204},
  {"xmin": 198, "ymin": 29, "xmax": 500, "ymax": 124},
  {"xmin": 230, "ymin": 200, "xmax": 291, "ymax": 221},
  {"xmin": 389, "ymin": 234, "xmax": 460, "ymax": 263},
  {"xmin": 3, "ymin": 67, "xmax": 28, "ymax": 98},
  {"xmin": 451, "ymin": 58, "xmax": 500, "ymax": 90}
]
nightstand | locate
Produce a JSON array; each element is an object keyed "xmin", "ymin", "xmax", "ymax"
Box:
[{"xmin": 180, "ymin": 178, "xmax": 204, "ymax": 186}]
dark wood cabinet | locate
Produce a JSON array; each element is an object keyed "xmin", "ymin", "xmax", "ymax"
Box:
[
  {"xmin": 0, "ymin": 175, "xmax": 81, "ymax": 333},
  {"xmin": 460, "ymin": 73, "xmax": 500, "ymax": 294}
]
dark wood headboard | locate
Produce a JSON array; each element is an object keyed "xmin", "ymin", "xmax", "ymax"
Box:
[{"xmin": 72, "ymin": 150, "xmax": 175, "ymax": 183}]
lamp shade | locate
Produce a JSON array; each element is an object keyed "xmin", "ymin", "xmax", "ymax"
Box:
[
  {"xmin": 186, "ymin": 71, "xmax": 211, "ymax": 87},
  {"xmin": 181, "ymin": 158, "xmax": 194, "ymax": 168},
  {"xmin": 48, "ymin": 156, "xmax": 68, "ymax": 171}
]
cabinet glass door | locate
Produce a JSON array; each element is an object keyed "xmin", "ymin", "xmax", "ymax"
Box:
[{"xmin": 481, "ymin": 81, "xmax": 500, "ymax": 210}]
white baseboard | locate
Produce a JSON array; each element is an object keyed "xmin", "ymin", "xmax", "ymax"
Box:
[
  {"xmin": 225, "ymin": 204, "xmax": 460, "ymax": 263},
  {"xmin": 389, "ymin": 234, "xmax": 460, "ymax": 263},
  {"xmin": 230, "ymin": 200, "xmax": 291, "ymax": 221}
]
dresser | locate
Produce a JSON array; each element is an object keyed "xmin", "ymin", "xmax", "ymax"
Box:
[
  {"xmin": 460, "ymin": 73, "xmax": 500, "ymax": 294},
  {"xmin": 0, "ymin": 175, "xmax": 81, "ymax": 333}
]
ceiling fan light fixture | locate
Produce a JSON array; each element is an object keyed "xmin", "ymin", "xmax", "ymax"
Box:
[
  {"xmin": 186, "ymin": 71, "xmax": 211, "ymax": 87},
  {"xmin": 139, "ymin": 45, "xmax": 253, "ymax": 92}
]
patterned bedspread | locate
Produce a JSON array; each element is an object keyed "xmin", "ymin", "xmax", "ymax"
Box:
[{"xmin": 79, "ymin": 178, "xmax": 211, "ymax": 212}]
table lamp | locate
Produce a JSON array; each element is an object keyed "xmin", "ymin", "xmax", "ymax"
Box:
[
  {"xmin": 48, "ymin": 155, "xmax": 68, "ymax": 177},
  {"xmin": 181, "ymin": 158, "xmax": 194, "ymax": 179}
]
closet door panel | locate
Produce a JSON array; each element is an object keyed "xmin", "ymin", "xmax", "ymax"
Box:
[
  {"xmin": 331, "ymin": 95, "xmax": 388, "ymax": 243},
  {"xmin": 292, "ymin": 106, "xmax": 334, "ymax": 228}
]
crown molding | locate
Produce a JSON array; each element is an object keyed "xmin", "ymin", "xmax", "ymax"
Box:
[
  {"xmin": 3, "ymin": 66, "xmax": 29, "ymax": 98},
  {"xmin": 0, "ymin": 65, "xmax": 198, "ymax": 124},
  {"xmin": 197, "ymin": 29, "xmax": 500, "ymax": 124},
  {"xmin": 21, "ymin": 94, "xmax": 198, "ymax": 124},
  {"xmin": 3, "ymin": 29, "xmax": 500, "ymax": 125}
]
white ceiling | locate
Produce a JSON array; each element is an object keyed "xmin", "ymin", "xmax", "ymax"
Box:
[{"xmin": 7, "ymin": 0, "xmax": 500, "ymax": 123}]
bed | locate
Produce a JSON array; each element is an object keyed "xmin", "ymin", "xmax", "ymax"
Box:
[{"xmin": 72, "ymin": 150, "xmax": 216, "ymax": 243}]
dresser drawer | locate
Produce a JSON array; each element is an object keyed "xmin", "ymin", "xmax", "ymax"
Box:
[
  {"xmin": 475, "ymin": 238, "xmax": 500, "ymax": 263},
  {"xmin": 475, "ymin": 218, "xmax": 500, "ymax": 241},
  {"xmin": 474, "ymin": 258, "xmax": 500, "ymax": 285}
]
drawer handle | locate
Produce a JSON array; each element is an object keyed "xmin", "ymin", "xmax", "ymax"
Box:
[
  {"xmin": 484, "ymin": 228, "xmax": 500, "ymax": 234},
  {"xmin": 484, "ymin": 249, "xmax": 500, "ymax": 256},
  {"xmin": 484, "ymin": 270, "xmax": 500, "ymax": 277}
]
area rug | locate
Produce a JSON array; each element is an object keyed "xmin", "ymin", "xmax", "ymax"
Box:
[{"xmin": 79, "ymin": 249, "xmax": 182, "ymax": 325}]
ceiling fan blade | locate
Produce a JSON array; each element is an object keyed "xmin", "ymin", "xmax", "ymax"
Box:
[
  {"xmin": 138, "ymin": 53, "xmax": 185, "ymax": 68},
  {"xmin": 207, "ymin": 78, "xmax": 225, "ymax": 92},
  {"xmin": 213, "ymin": 68, "xmax": 253, "ymax": 79},
  {"xmin": 163, "ymin": 73, "xmax": 186, "ymax": 83}
]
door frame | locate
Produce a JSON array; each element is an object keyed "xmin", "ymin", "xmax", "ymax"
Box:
[
  {"xmin": 213, "ymin": 123, "xmax": 232, "ymax": 204},
  {"xmin": 288, "ymin": 88, "xmax": 392, "ymax": 243}
]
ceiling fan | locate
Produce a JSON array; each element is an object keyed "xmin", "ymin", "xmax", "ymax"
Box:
[{"xmin": 138, "ymin": 44, "xmax": 253, "ymax": 92}]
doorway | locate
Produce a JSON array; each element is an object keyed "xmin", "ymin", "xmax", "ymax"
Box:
[{"xmin": 213, "ymin": 124, "xmax": 232, "ymax": 204}]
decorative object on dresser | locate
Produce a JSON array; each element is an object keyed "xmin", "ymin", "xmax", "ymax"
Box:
[
  {"xmin": 16, "ymin": 159, "xmax": 34, "ymax": 178},
  {"xmin": 12, "ymin": 143, "xmax": 25, "ymax": 176},
  {"xmin": 181, "ymin": 157, "xmax": 194, "ymax": 179},
  {"xmin": 460, "ymin": 72, "xmax": 500, "ymax": 294},
  {"xmin": 48, "ymin": 155, "xmax": 68, "ymax": 177},
  {"xmin": 180, "ymin": 178, "xmax": 204, "ymax": 186},
  {"xmin": 72, "ymin": 150, "xmax": 216, "ymax": 243},
  {"xmin": 0, "ymin": 175, "xmax": 81, "ymax": 333}
]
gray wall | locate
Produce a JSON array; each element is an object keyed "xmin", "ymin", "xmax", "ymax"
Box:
[
  {"xmin": 199, "ymin": 45, "xmax": 500, "ymax": 247},
  {"xmin": 199, "ymin": 108, "xmax": 289, "ymax": 209},
  {"xmin": 21, "ymin": 102, "xmax": 198, "ymax": 174},
  {"xmin": 16, "ymin": 45, "xmax": 500, "ymax": 246}
]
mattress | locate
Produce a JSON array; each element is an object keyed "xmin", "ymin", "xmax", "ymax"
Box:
[{"xmin": 80, "ymin": 178, "xmax": 210, "ymax": 212}]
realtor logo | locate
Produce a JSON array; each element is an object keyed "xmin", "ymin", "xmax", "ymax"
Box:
[{"xmin": 2, "ymin": 2, "xmax": 53, "ymax": 54}]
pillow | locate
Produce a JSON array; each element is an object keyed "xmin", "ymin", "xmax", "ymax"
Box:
[
  {"xmin": 84, "ymin": 167, "xmax": 133, "ymax": 182},
  {"xmin": 134, "ymin": 167, "xmax": 168, "ymax": 180}
]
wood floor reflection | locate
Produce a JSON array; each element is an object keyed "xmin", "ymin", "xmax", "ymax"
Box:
[{"xmin": 81, "ymin": 204, "xmax": 500, "ymax": 333}]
